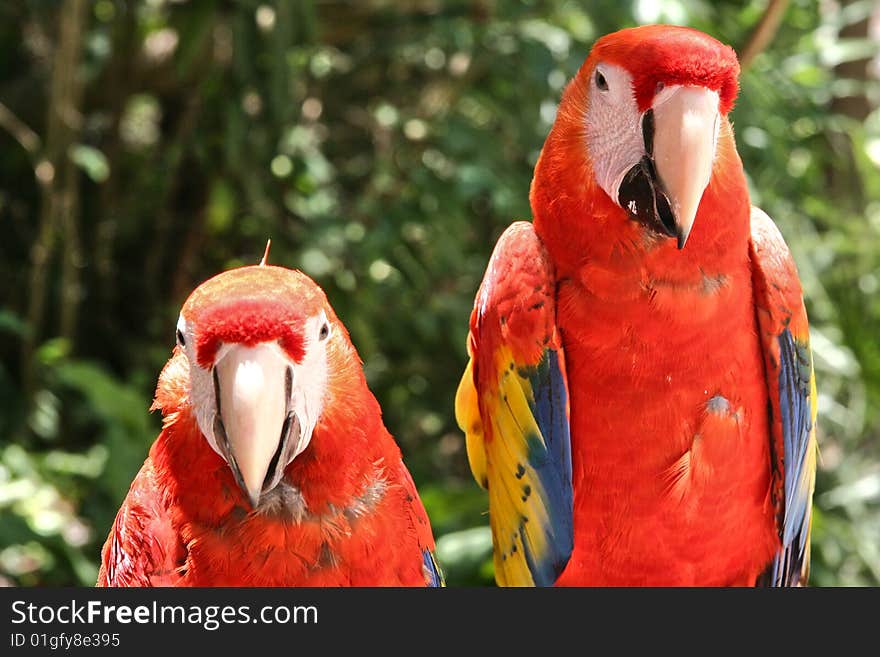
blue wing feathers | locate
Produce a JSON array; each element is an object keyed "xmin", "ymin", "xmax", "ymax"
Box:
[
  {"xmin": 422, "ymin": 549, "xmax": 444, "ymax": 587},
  {"xmin": 760, "ymin": 329, "xmax": 814, "ymax": 586},
  {"xmin": 525, "ymin": 348, "xmax": 574, "ymax": 584},
  {"xmin": 778, "ymin": 330, "xmax": 813, "ymax": 548}
]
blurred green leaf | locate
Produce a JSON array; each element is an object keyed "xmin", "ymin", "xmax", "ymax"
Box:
[{"xmin": 69, "ymin": 144, "xmax": 110, "ymax": 183}]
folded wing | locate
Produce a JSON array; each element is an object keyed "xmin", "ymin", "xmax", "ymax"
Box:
[
  {"xmin": 750, "ymin": 207, "xmax": 818, "ymax": 587},
  {"xmin": 455, "ymin": 222, "xmax": 573, "ymax": 586}
]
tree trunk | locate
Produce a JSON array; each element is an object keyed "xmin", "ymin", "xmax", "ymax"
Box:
[
  {"xmin": 825, "ymin": 0, "xmax": 879, "ymax": 212},
  {"xmin": 22, "ymin": 0, "xmax": 88, "ymax": 397},
  {"xmin": 830, "ymin": 1, "xmax": 878, "ymax": 121}
]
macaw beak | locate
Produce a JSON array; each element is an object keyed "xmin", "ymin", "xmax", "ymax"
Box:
[
  {"xmin": 211, "ymin": 343, "xmax": 297, "ymax": 508},
  {"xmin": 616, "ymin": 85, "xmax": 720, "ymax": 249},
  {"xmin": 650, "ymin": 85, "xmax": 720, "ymax": 249}
]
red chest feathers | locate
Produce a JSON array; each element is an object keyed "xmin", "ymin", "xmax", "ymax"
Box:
[
  {"xmin": 171, "ymin": 477, "xmax": 426, "ymax": 587},
  {"xmin": 554, "ymin": 259, "xmax": 778, "ymax": 586},
  {"xmin": 153, "ymin": 426, "xmax": 428, "ymax": 587}
]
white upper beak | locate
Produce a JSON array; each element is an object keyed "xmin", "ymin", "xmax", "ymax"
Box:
[
  {"xmin": 214, "ymin": 343, "xmax": 290, "ymax": 507},
  {"xmin": 651, "ymin": 85, "xmax": 720, "ymax": 248}
]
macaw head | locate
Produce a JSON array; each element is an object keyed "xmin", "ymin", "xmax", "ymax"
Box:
[
  {"xmin": 174, "ymin": 262, "xmax": 344, "ymax": 509},
  {"xmin": 532, "ymin": 25, "xmax": 742, "ymax": 253}
]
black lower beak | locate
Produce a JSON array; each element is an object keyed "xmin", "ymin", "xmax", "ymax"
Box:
[
  {"xmin": 617, "ymin": 155, "xmax": 678, "ymax": 241},
  {"xmin": 617, "ymin": 108, "xmax": 681, "ymax": 246},
  {"xmin": 262, "ymin": 412, "xmax": 298, "ymax": 492}
]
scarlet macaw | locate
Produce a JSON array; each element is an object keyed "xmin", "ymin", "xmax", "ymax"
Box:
[
  {"xmin": 98, "ymin": 260, "xmax": 442, "ymax": 586},
  {"xmin": 456, "ymin": 25, "xmax": 817, "ymax": 586}
]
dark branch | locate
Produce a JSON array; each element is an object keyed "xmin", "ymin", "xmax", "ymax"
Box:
[{"xmin": 738, "ymin": 0, "xmax": 790, "ymax": 72}]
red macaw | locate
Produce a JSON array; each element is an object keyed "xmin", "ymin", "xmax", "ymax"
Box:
[
  {"xmin": 98, "ymin": 260, "xmax": 441, "ymax": 586},
  {"xmin": 456, "ymin": 25, "xmax": 817, "ymax": 586}
]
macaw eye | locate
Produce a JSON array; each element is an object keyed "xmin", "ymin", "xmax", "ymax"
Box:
[
  {"xmin": 318, "ymin": 322, "xmax": 330, "ymax": 341},
  {"xmin": 595, "ymin": 70, "xmax": 609, "ymax": 91},
  {"xmin": 176, "ymin": 328, "xmax": 186, "ymax": 347}
]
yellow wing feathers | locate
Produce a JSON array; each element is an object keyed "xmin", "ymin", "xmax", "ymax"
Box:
[
  {"xmin": 484, "ymin": 347, "xmax": 555, "ymax": 586},
  {"xmin": 456, "ymin": 343, "xmax": 573, "ymax": 586},
  {"xmin": 456, "ymin": 358, "xmax": 487, "ymax": 489},
  {"xmin": 456, "ymin": 221, "xmax": 573, "ymax": 586}
]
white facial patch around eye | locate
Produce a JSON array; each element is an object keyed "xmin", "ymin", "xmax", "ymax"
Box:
[
  {"xmin": 316, "ymin": 308, "xmax": 332, "ymax": 342},
  {"xmin": 287, "ymin": 311, "xmax": 331, "ymax": 458},
  {"xmin": 183, "ymin": 318, "xmax": 223, "ymax": 459},
  {"xmin": 583, "ymin": 63, "xmax": 645, "ymax": 206}
]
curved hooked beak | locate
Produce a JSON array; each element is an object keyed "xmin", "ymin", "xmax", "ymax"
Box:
[
  {"xmin": 652, "ymin": 86, "xmax": 720, "ymax": 248},
  {"xmin": 211, "ymin": 344, "xmax": 299, "ymax": 509},
  {"xmin": 617, "ymin": 85, "xmax": 720, "ymax": 249}
]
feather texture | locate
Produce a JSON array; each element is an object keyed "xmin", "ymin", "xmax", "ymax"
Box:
[
  {"xmin": 98, "ymin": 266, "xmax": 440, "ymax": 587},
  {"xmin": 461, "ymin": 26, "xmax": 815, "ymax": 585},
  {"xmin": 750, "ymin": 208, "xmax": 818, "ymax": 587},
  {"xmin": 455, "ymin": 222, "xmax": 573, "ymax": 586}
]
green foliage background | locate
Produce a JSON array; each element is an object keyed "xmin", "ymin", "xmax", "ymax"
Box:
[{"xmin": 1, "ymin": 0, "xmax": 878, "ymax": 586}]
